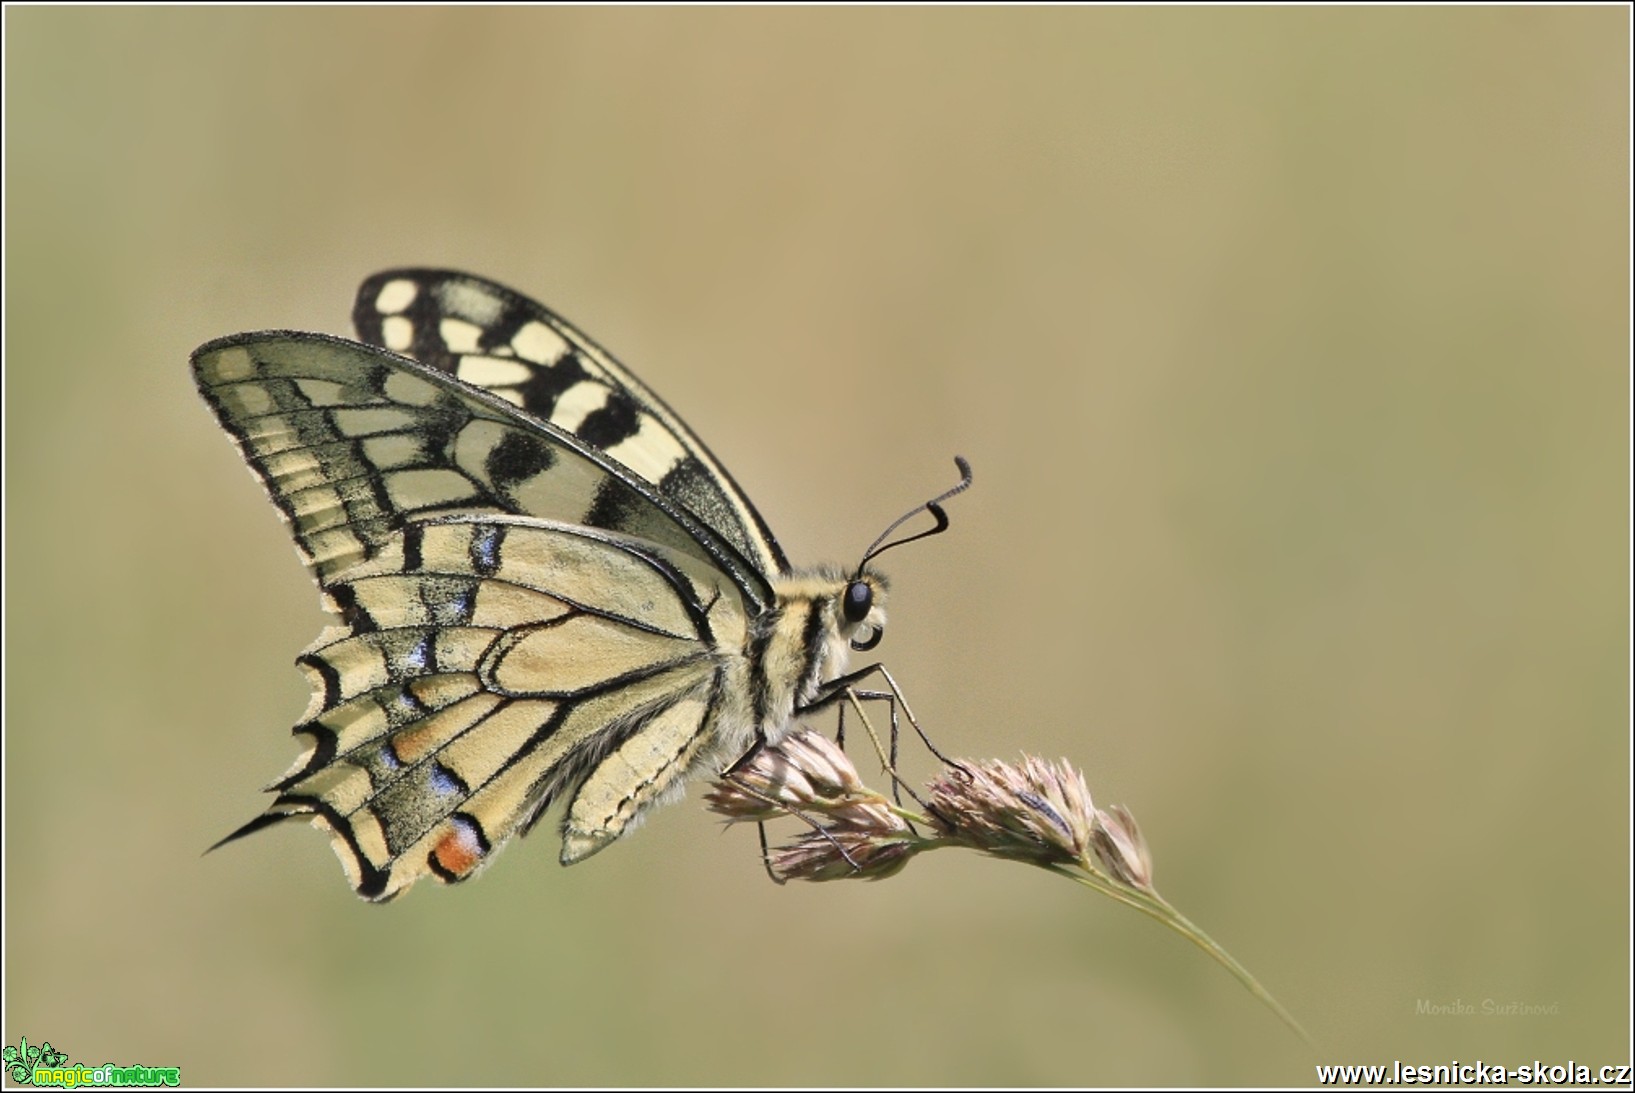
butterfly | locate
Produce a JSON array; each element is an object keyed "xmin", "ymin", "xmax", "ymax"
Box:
[{"xmin": 194, "ymin": 269, "xmax": 971, "ymax": 901}]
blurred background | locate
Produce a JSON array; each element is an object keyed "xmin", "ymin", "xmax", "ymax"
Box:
[{"xmin": 5, "ymin": 7, "xmax": 1627, "ymax": 1085}]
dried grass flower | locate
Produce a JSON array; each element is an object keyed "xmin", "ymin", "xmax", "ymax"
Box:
[
  {"xmin": 767, "ymin": 823, "xmax": 920, "ymax": 882},
  {"xmin": 703, "ymin": 730, "xmax": 881, "ymax": 822},
  {"xmin": 1091, "ymin": 803, "xmax": 1154, "ymax": 890},
  {"xmin": 924, "ymin": 755, "xmax": 1097, "ymax": 867},
  {"xmin": 707, "ymin": 726, "xmax": 1307, "ymax": 1043}
]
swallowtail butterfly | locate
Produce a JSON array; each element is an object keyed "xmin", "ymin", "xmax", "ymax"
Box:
[{"xmin": 194, "ymin": 270, "xmax": 969, "ymax": 901}]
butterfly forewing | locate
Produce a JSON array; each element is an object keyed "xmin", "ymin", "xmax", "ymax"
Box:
[
  {"xmin": 351, "ymin": 269, "xmax": 789, "ymax": 582},
  {"xmin": 193, "ymin": 331, "xmax": 768, "ymax": 605}
]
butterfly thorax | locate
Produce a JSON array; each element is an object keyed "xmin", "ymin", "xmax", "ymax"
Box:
[{"xmin": 741, "ymin": 566, "xmax": 888, "ymax": 748}]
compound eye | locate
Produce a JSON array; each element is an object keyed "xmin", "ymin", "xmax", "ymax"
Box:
[{"xmin": 842, "ymin": 580, "xmax": 873, "ymax": 624}]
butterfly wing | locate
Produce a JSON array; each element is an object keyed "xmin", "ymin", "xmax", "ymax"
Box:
[
  {"xmin": 229, "ymin": 516, "xmax": 748, "ymax": 901},
  {"xmin": 193, "ymin": 330, "xmax": 771, "ymax": 609},
  {"xmin": 351, "ymin": 269, "xmax": 790, "ymax": 582},
  {"xmin": 194, "ymin": 331, "xmax": 764, "ymax": 898}
]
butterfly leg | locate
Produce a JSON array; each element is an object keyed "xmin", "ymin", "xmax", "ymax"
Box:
[
  {"xmin": 827, "ymin": 696, "xmax": 897, "ymax": 800},
  {"xmin": 801, "ymin": 672, "xmax": 915, "ymax": 801},
  {"xmin": 837, "ymin": 689, "xmax": 902, "ymax": 767},
  {"xmin": 755, "ymin": 821, "xmax": 784, "ymax": 886},
  {"xmin": 722, "ymin": 728, "xmax": 768, "ymax": 778},
  {"xmin": 804, "ymin": 662, "xmax": 970, "ymax": 777},
  {"xmin": 720, "ymin": 729, "xmax": 864, "ymax": 881},
  {"xmin": 801, "ymin": 688, "xmax": 924, "ymax": 818},
  {"xmin": 719, "ymin": 730, "xmax": 784, "ymax": 882},
  {"xmin": 840, "ymin": 687, "xmax": 940, "ymax": 820},
  {"xmin": 734, "ymin": 785, "xmax": 864, "ymax": 880},
  {"xmin": 834, "ymin": 687, "xmax": 903, "ymax": 802}
]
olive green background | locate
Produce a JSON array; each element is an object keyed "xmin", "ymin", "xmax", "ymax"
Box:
[{"xmin": 5, "ymin": 7, "xmax": 1627, "ymax": 1086}]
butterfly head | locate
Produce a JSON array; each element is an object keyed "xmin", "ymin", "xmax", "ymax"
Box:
[{"xmin": 841, "ymin": 569, "xmax": 889, "ymax": 652}]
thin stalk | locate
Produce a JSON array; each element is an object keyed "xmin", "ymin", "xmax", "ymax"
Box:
[{"xmin": 1047, "ymin": 863, "xmax": 1311, "ymax": 1045}]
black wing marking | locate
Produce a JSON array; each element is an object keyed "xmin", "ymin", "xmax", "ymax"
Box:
[
  {"xmin": 192, "ymin": 330, "xmax": 771, "ymax": 610},
  {"xmin": 352, "ymin": 269, "xmax": 790, "ymax": 581}
]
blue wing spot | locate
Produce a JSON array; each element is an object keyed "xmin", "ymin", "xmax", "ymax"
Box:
[
  {"xmin": 444, "ymin": 583, "xmax": 478, "ymax": 624},
  {"xmin": 401, "ymin": 632, "xmax": 434, "ymax": 674},
  {"xmin": 424, "ymin": 577, "xmax": 477, "ymax": 625},
  {"xmin": 430, "ymin": 760, "xmax": 469, "ymax": 798},
  {"xmin": 390, "ymin": 686, "xmax": 429, "ymax": 721},
  {"xmin": 469, "ymin": 525, "xmax": 504, "ymax": 577}
]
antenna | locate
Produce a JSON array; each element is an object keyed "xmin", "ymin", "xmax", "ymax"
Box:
[{"xmin": 853, "ymin": 456, "xmax": 973, "ymax": 578}]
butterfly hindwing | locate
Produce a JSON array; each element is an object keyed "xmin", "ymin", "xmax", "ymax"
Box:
[
  {"xmin": 192, "ymin": 331, "xmax": 769, "ymax": 606},
  {"xmin": 238, "ymin": 516, "xmax": 748, "ymax": 901},
  {"xmin": 351, "ymin": 269, "xmax": 789, "ymax": 582}
]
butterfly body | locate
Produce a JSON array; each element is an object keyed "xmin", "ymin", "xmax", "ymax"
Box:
[{"xmin": 195, "ymin": 271, "xmax": 930, "ymax": 901}]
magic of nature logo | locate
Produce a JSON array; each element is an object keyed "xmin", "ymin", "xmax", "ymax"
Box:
[{"xmin": 4, "ymin": 1036, "xmax": 179, "ymax": 1088}]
